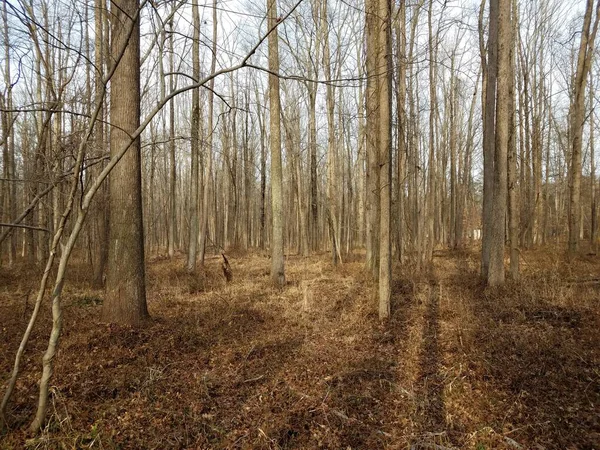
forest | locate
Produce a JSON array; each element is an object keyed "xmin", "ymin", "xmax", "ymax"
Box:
[{"xmin": 0, "ymin": 0, "xmax": 599, "ymax": 448}]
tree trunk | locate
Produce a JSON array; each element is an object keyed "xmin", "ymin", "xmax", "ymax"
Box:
[
  {"xmin": 507, "ymin": 0, "xmax": 519, "ymax": 281},
  {"xmin": 167, "ymin": 10, "xmax": 176, "ymax": 258},
  {"xmin": 2, "ymin": 0, "xmax": 16, "ymax": 266},
  {"xmin": 481, "ymin": 0, "xmax": 498, "ymax": 279},
  {"xmin": 268, "ymin": 0, "xmax": 285, "ymax": 287},
  {"xmin": 507, "ymin": 0, "xmax": 519, "ymax": 280},
  {"xmin": 186, "ymin": 0, "xmax": 201, "ymax": 272},
  {"xmin": 92, "ymin": 0, "xmax": 109, "ymax": 288},
  {"xmin": 568, "ymin": 0, "xmax": 600, "ymax": 254},
  {"xmin": 487, "ymin": 0, "xmax": 511, "ymax": 287},
  {"xmin": 102, "ymin": 0, "xmax": 148, "ymax": 326},
  {"xmin": 199, "ymin": 0, "xmax": 218, "ymax": 264},
  {"xmin": 365, "ymin": 0, "xmax": 380, "ymax": 277},
  {"xmin": 395, "ymin": 0, "xmax": 407, "ymax": 261},
  {"xmin": 377, "ymin": 0, "xmax": 392, "ymax": 319},
  {"xmin": 590, "ymin": 72, "xmax": 597, "ymax": 253}
]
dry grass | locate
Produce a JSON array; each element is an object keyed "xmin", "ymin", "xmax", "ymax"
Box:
[{"xmin": 0, "ymin": 247, "xmax": 598, "ymax": 449}]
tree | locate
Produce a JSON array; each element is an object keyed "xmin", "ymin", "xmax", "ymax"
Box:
[
  {"xmin": 590, "ymin": 71, "xmax": 597, "ymax": 253},
  {"xmin": 481, "ymin": 0, "xmax": 499, "ymax": 279},
  {"xmin": 199, "ymin": 0, "xmax": 217, "ymax": 265},
  {"xmin": 487, "ymin": 0, "xmax": 511, "ymax": 286},
  {"xmin": 92, "ymin": 0, "xmax": 109, "ymax": 288},
  {"xmin": 101, "ymin": 0, "xmax": 149, "ymax": 325},
  {"xmin": 377, "ymin": 0, "xmax": 392, "ymax": 319},
  {"xmin": 268, "ymin": 0, "xmax": 285, "ymax": 287},
  {"xmin": 568, "ymin": 0, "xmax": 600, "ymax": 254},
  {"xmin": 321, "ymin": 0, "xmax": 342, "ymax": 265},
  {"xmin": 508, "ymin": 0, "xmax": 519, "ymax": 280},
  {"xmin": 365, "ymin": 0, "xmax": 381, "ymax": 277},
  {"xmin": 1, "ymin": 0, "xmax": 16, "ymax": 267},
  {"xmin": 186, "ymin": 1, "xmax": 201, "ymax": 272},
  {"xmin": 167, "ymin": 5, "xmax": 177, "ymax": 258},
  {"xmin": 366, "ymin": 0, "xmax": 392, "ymax": 317}
]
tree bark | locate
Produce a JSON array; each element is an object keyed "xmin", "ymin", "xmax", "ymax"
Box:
[
  {"xmin": 568, "ymin": 0, "xmax": 600, "ymax": 254},
  {"xmin": 481, "ymin": 0, "xmax": 498, "ymax": 279},
  {"xmin": 377, "ymin": 0, "xmax": 392, "ymax": 319},
  {"xmin": 199, "ymin": 0, "xmax": 218, "ymax": 264},
  {"xmin": 508, "ymin": 0, "xmax": 519, "ymax": 280},
  {"xmin": 365, "ymin": 0, "xmax": 380, "ymax": 277},
  {"xmin": 487, "ymin": 0, "xmax": 511, "ymax": 287},
  {"xmin": 268, "ymin": 0, "xmax": 285, "ymax": 287},
  {"xmin": 167, "ymin": 9, "xmax": 177, "ymax": 258},
  {"xmin": 186, "ymin": 0, "xmax": 201, "ymax": 272},
  {"xmin": 102, "ymin": 0, "xmax": 148, "ymax": 325}
]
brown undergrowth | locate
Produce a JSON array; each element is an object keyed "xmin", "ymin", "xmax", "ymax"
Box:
[{"xmin": 0, "ymin": 247, "xmax": 598, "ymax": 449}]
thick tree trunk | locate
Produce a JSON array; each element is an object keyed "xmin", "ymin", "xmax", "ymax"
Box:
[
  {"xmin": 481, "ymin": 0, "xmax": 498, "ymax": 279},
  {"xmin": 102, "ymin": 0, "xmax": 148, "ymax": 326},
  {"xmin": 487, "ymin": 0, "xmax": 511, "ymax": 287}
]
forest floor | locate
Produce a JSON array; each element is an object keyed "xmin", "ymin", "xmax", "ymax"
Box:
[{"xmin": 0, "ymin": 246, "xmax": 599, "ymax": 449}]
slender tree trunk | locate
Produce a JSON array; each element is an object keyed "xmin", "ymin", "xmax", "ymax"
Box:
[
  {"xmin": 590, "ymin": 73, "xmax": 597, "ymax": 253},
  {"xmin": 321, "ymin": 0, "xmax": 341, "ymax": 265},
  {"xmin": 186, "ymin": 1, "xmax": 201, "ymax": 272},
  {"xmin": 308, "ymin": 93, "xmax": 319, "ymax": 251},
  {"xmin": 256, "ymin": 84, "xmax": 267, "ymax": 250},
  {"xmin": 268, "ymin": 0, "xmax": 285, "ymax": 287},
  {"xmin": 92, "ymin": 0, "xmax": 109, "ymax": 287},
  {"xmin": 365, "ymin": 0, "xmax": 381, "ymax": 277},
  {"xmin": 508, "ymin": 0, "xmax": 519, "ymax": 280},
  {"xmin": 243, "ymin": 89, "xmax": 252, "ymax": 249},
  {"xmin": 568, "ymin": 0, "xmax": 600, "ymax": 254},
  {"xmin": 199, "ymin": 0, "xmax": 218, "ymax": 264},
  {"xmin": 377, "ymin": 0, "xmax": 392, "ymax": 319},
  {"xmin": 167, "ymin": 10, "xmax": 176, "ymax": 257},
  {"xmin": 2, "ymin": 0, "xmax": 16, "ymax": 266},
  {"xmin": 425, "ymin": 0, "xmax": 437, "ymax": 263},
  {"xmin": 356, "ymin": 41, "xmax": 366, "ymax": 248},
  {"xmin": 395, "ymin": 0, "xmax": 406, "ymax": 261},
  {"xmin": 449, "ymin": 66, "xmax": 458, "ymax": 249}
]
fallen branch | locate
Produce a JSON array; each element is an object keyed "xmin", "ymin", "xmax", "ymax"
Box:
[{"xmin": 0, "ymin": 223, "xmax": 49, "ymax": 233}]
